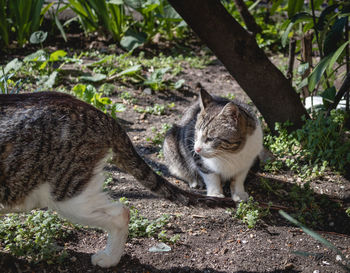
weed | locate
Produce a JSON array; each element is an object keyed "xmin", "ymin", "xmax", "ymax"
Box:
[
  {"xmin": 134, "ymin": 104, "xmax": 168, "ymax": 115},
  {"xmin": 119, "ymin": 197, "xmax": 179, "ymax": 244},
  {"xmin": 346, "ymin": 208, "xmax": 350, "ymax": 218},
  {"xmin": 147, "ymin": 123, "xmax": 172, "ymax": 146},
  {"xmin": 120, "ymin": 91, "xmax": 137, "ymax": 104},
  {"xmin": 72, "ymin": 83, "xmax": 125, "ymax": 119},
  {"xmin": 230, "ymin": 197, "xmax": 270, "ymax": 228},
  {"xmin": 264, "ymin": 110, "xmax": 350, "ymax": 178},
  {"xmin": 0, "ymin": 210, "xmax": 73, "ymax": 263}
]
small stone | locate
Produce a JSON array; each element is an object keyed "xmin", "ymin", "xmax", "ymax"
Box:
[
  {"xmin": 242, "ymin": 240, "xmax": 248, "ymax": 244},
  {"xmin": 70, "ymin": 256, "xmax": 77, "ymax": 262},
  {"xmin": 313, "ymin": 270, "xmax": 320, "ymax": 273},
  {"xmin": 336, "ymin": 255, "xmax": 342, "ymax": 261},
  {"xmin": 143, "ymin": 88, "xmax": 153, "ymax": 95}
]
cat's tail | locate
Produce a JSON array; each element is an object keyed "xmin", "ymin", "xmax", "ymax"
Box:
[{"xmin": 112, "ymin": 122, "xmax": 235, "ymax": 208}]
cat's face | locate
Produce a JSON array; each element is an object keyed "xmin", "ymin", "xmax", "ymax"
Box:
[{"xmin": 193, "ymin": 89, "xmax": 254, "ymax": 158}]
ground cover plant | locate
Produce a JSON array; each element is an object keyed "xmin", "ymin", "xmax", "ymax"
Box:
[{"xmin": 1, "ymin": 1, "xmax": 350, "ymax": 272}]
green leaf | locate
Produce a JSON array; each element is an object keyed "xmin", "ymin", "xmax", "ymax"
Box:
[
  {"xmin": 323, "ymin": 17, "xmax": 347, "ymax": 56},
  {"xmin": 288, "ymin": 0, "xmax": 304, "ymax": 18},
  {"xmin": 24, "ymin": 50, "xmax": 47, "ymax": 62},
  {"xmin": 112, "ymin": 103, "xmax": 126, "ymax": 112},
  {"xmin": 109, "ymin": 0, "xmax": 124, "ymax": 4},
  {"xmin": 282, "ymin": 22, "xmax": 293, "ymax": 48},
  {"xmin": 4, "ymin": 58, "xmax": 23, "ymax": 74},
  {"xmin": 49, "ymin": 50, "xmax": 67, "ymax": 62},
  {"xmin": 308, "ymin": 54, "xmax": 332, "ymax": 91},
  {"xmin": 29, "ymin": 31, "xmax": 48, "ymax": 44},
  {"xmin": 80, "ymin": 73, "xmax": 107, "ymax": 82},
  {"xmin": 120, "ymin": 30, "xmax": 147, "ymax": 51},
  {"xmin": 327, "ymin": 40, "xmax": 350, "ymax": 75},
  {"xmin": 174, "ymin": 79, "xmax": 185, "ymax": 89},
  {"xmin": 44, "ymin": 71, "xmax": 58, "ymax": 88},
  {"xmin": 270, "ymin": 0, "xmax": 283, "ymax": 15},
  {"xmin": 54, "ymin": 14, "xmax": 67, "ymax": 42},
  {"xmin": 320, "ymin": 86, "xmax": 336, "ymax": 106},
  {"xmin": 117, "ymin": 65, "xmax": 142, "ymax": 77}
]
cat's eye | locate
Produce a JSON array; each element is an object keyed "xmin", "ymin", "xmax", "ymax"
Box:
[
  {"xmin": 233, "ymin": 141, "xmax": 242, "ymax": 146},
  {"xmin": 205, "ymin": 137, "xmax": 214, "ymax": 142}
]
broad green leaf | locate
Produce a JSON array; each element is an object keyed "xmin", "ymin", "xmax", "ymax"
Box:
[
  {"xmin": 120, "ymin": 30, "xmax": 147, "ymax": 51},
  {"xmin": 88, "ymin": 56, "xmax": 113, "ymax": 67},
  {"xmin": 80, "ymin": 73, "xmax": 107, "ymax": 82},
  {"xmin": 72, "ymin": 83, "xmax": 86, "ymax": 98},
  {"xmin": 39, "ymin": 60, "xmax": 49, "ymax": 70},
  {"xmin": 117, "ymin": 65, "xmax": 142, "ymax": 76},
  {"xmin": 49, "ymin": 50, "xmax": 67, "ymax": 62},
  {"xmin": 323, "ymin": 17, "xmax": 347, "ymax": 56},
  {"xmin": 4, "ymin": 58, "xmax": 23, "ymax": 74},
  {"xmin": 163, "ymin": 4, "xmax": 181, "ymax": 19},
  {"xmin": 308, "ymin": 54, "xmax": 332, "ymax": 91},
  {"xmin": 320, "ymin": 86, "xmax": 336, "ymax": 106},
  {"xmin": 282, "ymin": 22, "xmax": 293, "ymax": 48},
  {"xmin": 327, "ymin": 40, "xmax": 350, "ymax": 75},
  {"xmin": 44, "ymin": 71, "xmax": 58, "ymax": 88},
  {"xmin": 29, "ymin": 31, "xmax": 47, "ymax": 44},
  {"xmin": 24, "ymin": 50, "xmax": 47, "ymax": 62},
  {"xmin": 174, "ymin": 79, "xmax": 185, "ymax": 89},
  {"xmin": 288, "ymin": 0, "xmax": 304, "ymax": 18}
]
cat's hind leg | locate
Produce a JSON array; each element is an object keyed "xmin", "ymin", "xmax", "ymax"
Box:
[{"xmin": 53, "ymin": 173, "xmax": 129, "ymax": 268}]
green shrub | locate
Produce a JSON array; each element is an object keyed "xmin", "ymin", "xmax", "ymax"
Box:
[
  {"xmin": 264, "ymin": 110, "xmax": 350, "ymax": 178},
  {"xmin": 0, "ymin": 0, "xmax": 46, "ymax": 47}
]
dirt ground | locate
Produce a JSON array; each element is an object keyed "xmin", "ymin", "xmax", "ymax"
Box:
[{"xmin": 1, "ymin": 36, "xmax": 350, "ymax": 273}]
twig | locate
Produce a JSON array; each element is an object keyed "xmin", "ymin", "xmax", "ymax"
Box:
[{"xmin": 287, "ymin": 38, "xmax": 296, "ymax": 83}]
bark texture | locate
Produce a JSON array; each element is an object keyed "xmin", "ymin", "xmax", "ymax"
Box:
[
  {"xmin": 233, "ymin": 0, "xmax": 262, "ymax": 35},
  {"xmin": 168, "ymin": 0, "xmax": 308, "ymax": 131}
]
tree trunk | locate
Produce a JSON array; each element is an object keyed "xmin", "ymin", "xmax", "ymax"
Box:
[
  {"xmin": 168, "ymin": 0, "xmax": 308, "ymax": 131},
  {"xmin": 233, "ymin": 0, "xmax": 262, "ymax": 35}
]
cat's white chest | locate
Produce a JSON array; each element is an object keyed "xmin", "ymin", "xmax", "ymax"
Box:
[{"xmin": 202, "ymin": 127, "xmax": 263, "ymax": 180}]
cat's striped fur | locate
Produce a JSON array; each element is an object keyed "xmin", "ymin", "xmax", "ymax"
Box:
[
  {"xmin": 0, "ymin": 92, "xmax": 227, "ymax": 268},
  {"xmin": 163, "ymin": 88, "xmax": 263, "ymax": 202}
]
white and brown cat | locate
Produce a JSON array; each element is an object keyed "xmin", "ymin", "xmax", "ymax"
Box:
[
  {"xmin": 0, "ymin": 92, "xmax": 225, "ymax": 268},
  {"xmin": 163, "ymin": 88, "xmax": 263, "ymax": 202}
]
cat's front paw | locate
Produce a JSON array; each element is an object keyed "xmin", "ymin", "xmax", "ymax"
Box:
[
  {"xmin": 232, "ymin": 191, "xmax": 249, "ymax": 202},
  {"xmin": 207, "ymin": 192, "xmax": 225, "ymax": 198},
  {"xmin": 92, "ymin": 250, "xmax": 120, "ymax": 268}
]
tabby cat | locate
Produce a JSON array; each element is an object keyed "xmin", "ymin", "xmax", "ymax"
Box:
[
  {"xmin": 0, "ymin": 92, "xmax": 221, "ymax": 268},
  {"xmin": 163, "ymin": 88, "xmax": 263, "ymax": 202}
]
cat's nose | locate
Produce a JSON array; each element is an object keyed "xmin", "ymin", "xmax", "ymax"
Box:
[{"xmin": 195, "ymin": 147, "xmax": 202, "ymax": 153}]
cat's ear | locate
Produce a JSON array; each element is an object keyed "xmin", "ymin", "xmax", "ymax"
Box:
[
  {"xmin": 199, "ymin": 87, "xmax": 213, "ymax": 110},
  {"xmin": 220, "ymin": 102, "xmax": 239, "ymax": 121}
]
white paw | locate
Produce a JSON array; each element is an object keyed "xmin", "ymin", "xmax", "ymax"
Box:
[
  {"xmin": 91, "ymin": 251, "xmax": 120, "ymax": 268},
  {"xmin": 189, "ymin": 180, "xmax": 198, "ymax": 189},
  {"xmin": 207, "ymin": 192, "xmax": 225, "ymax": 198},
  {"xmin": 232, "ymin": 191, "xmax": 249, "ymax": 202}
]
